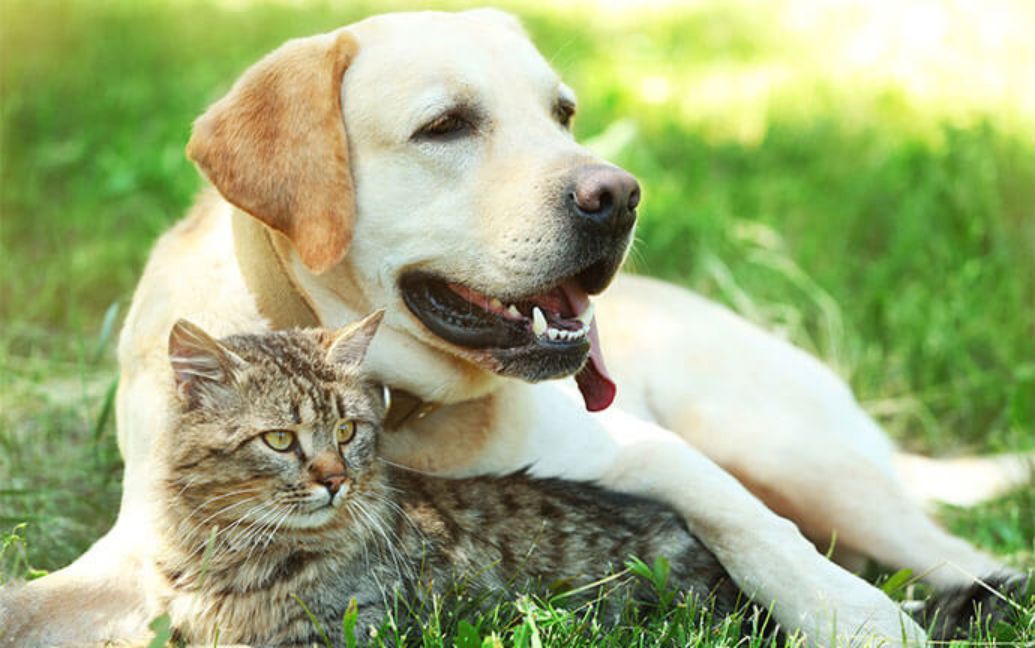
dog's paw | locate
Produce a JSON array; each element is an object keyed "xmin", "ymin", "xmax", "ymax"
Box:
[{"xmin": 919, "ymin": 571, "xmax": 1032, "ymax": 641}]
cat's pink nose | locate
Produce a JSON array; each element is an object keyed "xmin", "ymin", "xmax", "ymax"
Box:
[
  {"xmin": 310, "ymin": 453, "xmax": 347, "ymax": 496},
  {"xmin": 320, "ymin": 475, "xmax": 346, "ymax": 496}
]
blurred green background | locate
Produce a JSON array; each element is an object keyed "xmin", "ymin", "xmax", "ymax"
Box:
[{"xmin": 1, "ymin": 0, "xmax": 1033, "ymax": 596}]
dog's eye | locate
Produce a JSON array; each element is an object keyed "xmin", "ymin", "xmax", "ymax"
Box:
[
  {"xmin": 555, "ymin": 100, "xmax": 575, "ymax": 130},
  {"xmin": 415, "ymin": 112, "xmax": 472, "ymax": 140}
]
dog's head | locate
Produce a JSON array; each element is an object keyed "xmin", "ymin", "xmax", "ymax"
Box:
[{"xmin": 187, "ymin": 10, "xmax": 639, "ymax": 410}]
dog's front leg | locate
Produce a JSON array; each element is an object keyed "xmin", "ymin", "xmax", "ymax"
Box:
[{"xmin": 477, "ymin": 382, "xmax": 927, "ymax": 647}]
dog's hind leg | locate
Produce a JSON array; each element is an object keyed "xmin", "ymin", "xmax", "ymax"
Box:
[
  {"xmin": 722, "ymin": 440, "xmax": 1015, "ymax": 590},
  {"xmin": 894, "ymin": 451, "xmax": 1035, "ymax": 508},
  {"xmin": 639, "ymin": 368, "xmax": 1020, "ymax": 591}
]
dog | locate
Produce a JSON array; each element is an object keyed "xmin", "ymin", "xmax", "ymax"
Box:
[{"xmin": 2, "ymin": 9, "xmax": 1029, "ymax": 647}]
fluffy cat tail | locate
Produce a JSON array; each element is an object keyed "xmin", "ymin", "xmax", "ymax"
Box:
[{"xmin": 893, "ymin": 451, "xmax": 1035, "ymax": 508}]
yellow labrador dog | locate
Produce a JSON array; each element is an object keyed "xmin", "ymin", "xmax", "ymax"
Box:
[{"xmin": 3, "ymin": 9, "xmax": 1029, "ymax": 647}]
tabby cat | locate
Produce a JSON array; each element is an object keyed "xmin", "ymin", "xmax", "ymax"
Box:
[{"xmin": 155, "ymin": 311, "xmax": 750, "ymax": 646}]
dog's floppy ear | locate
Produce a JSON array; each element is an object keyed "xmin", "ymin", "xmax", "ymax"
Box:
[{"xmin": 187, "ymin": 29, "xmax": 358, "ymax": 274}]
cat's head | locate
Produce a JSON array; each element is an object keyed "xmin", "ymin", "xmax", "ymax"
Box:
[{"xmin": 163, "ymin": 311, "xmax": 387, "ymax": 536}]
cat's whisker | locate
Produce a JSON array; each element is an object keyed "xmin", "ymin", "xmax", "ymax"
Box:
[
  {"xmin": 345, "ymin": 498, "xmax": 397, "ymax": 592},
  {"xmin": 260, "ymin": 503, "xmax": 297, "ymax": 550},
  {"xmin": 350, "ymin": 498, "xmax": 413, "ymax": 583},
  {"xmin": 259, "ymin": 503, "xmax": 293, "ymax": 544},
  {"xmin": 344, "ymin": 500, "xmax": 376, "ymax": 573},
  {"xmin": 182, "ymin": 490, "xmax": 264, "ymax": 541},
  {"xmin": 234, "ymin": 502, "xmax": 286, "ymax": 552},
  {"xmin": 201, "ymin": 500, "xmax": 277, "ymax": 562},
  {"xmin": 367, "ymin": 492, "xmax": 424, "ymax": 540},
  {"xmin": 184, "ymin": 487, "xmax": 264, "ymax": 520},
  {"xmin": 377, "ymin": 457, "xmax": 436, "ymax": 477},
  {"xmin": 243, "ymin": 504, "xmax": 295, "ymax": 562},
  {"xmin": 364, "ymin": 493, "xmax": 428, "ymax": 583},
  {"xmin": 347, "ymin": 501, "xmax": 385, "ymax": 552},
  {"xmin": 247, "ymin": 502, "xmax": 293, "ymax": 543},
  {"xmin": 204, "ymin": 500, "xmax": 276, "ymax": 561},
  {"xmin": 182, "ymin": 499, "xmax": 266, "ymax": 558},
  {"xmin": 171, "ymin": 475, "xmax": 201, "ymax": 499},
  {"xmin": 346, "ymin": 500, "xmax": 397, "ymax": 607},
  {"xmin": 371, "ymin": 478, "xmax": 403, "ymax": 497},
  {"xmin": 181, "ymin": 503, "xmax": 257, "ymax": 558}
]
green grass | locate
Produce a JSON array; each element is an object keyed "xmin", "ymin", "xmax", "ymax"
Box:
[{"xmin": 1, "ymin": 0, "xmax": 1033, "ymax": 644}]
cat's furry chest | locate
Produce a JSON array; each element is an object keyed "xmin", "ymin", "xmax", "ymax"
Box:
[{"xmin": 158, "ymin": 538, "xmax": 391, "ymax": 646}]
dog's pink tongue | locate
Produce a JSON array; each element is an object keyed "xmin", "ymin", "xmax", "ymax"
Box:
[
  {"xmin": 576, "ymin": 319, "xmax": 616, "ymax": 411},
  {"xmin": 561, "ymin": 281, "xmax": 617, "ymax": 412}
]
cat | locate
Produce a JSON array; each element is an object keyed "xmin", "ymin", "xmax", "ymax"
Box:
[{"xmin": 152, "ymin": 311, "xmax": 754, "ymax": 646}]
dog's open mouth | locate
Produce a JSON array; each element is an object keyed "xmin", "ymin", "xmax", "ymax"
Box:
[{"xmin": 400, "ymin": 272, "xmax": 616, "ymax": 411}]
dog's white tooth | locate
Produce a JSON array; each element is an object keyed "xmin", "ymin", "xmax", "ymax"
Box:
[
  {"xmin": 532, "ymin": 307, "xmax": 547, "ymax": 336},
  {"xmin": 547, "ymin": 328, "xmax": 559, "ymax": 340},
  {"xmin": 507, "ymin": 304, "xmax": 521, "ymax": 319},
  {"xmin": 489, "ymin": 297, "xmax": 503, "ymax": 310},
  {"xmin": 577, "ymin": 302, "xmax": 596, "ymax": 325}
]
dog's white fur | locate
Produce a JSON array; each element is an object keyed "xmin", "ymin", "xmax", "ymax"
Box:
[{"xmin": 2, "ymin": 9, "xmax": 1029, "ymax": 648}]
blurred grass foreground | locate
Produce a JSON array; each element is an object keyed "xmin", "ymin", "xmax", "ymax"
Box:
[{"xmin": 1, "ymin": 0, "xmax": 1033, "ymax": 622}]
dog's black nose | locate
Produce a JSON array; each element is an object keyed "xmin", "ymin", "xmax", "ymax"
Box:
[{"xmin": 569, "ymin": 165, "xmax": 640, "ymax": 235}]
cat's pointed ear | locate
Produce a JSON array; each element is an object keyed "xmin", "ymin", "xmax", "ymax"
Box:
[
  {"xmin": 326, "ymin": 310, "xmax": 385, "ymax": 372},
  {"xmin": 168, "ymin": 319, "xmax": 245, "ymax": 403}
]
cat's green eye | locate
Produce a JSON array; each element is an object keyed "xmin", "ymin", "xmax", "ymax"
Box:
[
  {"xmin": 262, "ymin": 429, "xmax": 296, "ymax": 452},
  {"xmin": 336, "ymin": 420, "xmax": 356, "ymax": 444}
]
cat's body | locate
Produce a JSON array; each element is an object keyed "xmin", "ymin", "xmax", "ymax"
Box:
[
  {"xmin": 153, "ymin": 315, "xmax": 746, "ymax": 646},
  {"xmin": 160, "ymin": 468, "xmax": 741, "ymax": 646}
]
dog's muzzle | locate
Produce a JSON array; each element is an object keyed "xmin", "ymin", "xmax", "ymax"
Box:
[{"xmin": 400, "ymin": 164, "xmax": 641, "ymax": 411}]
